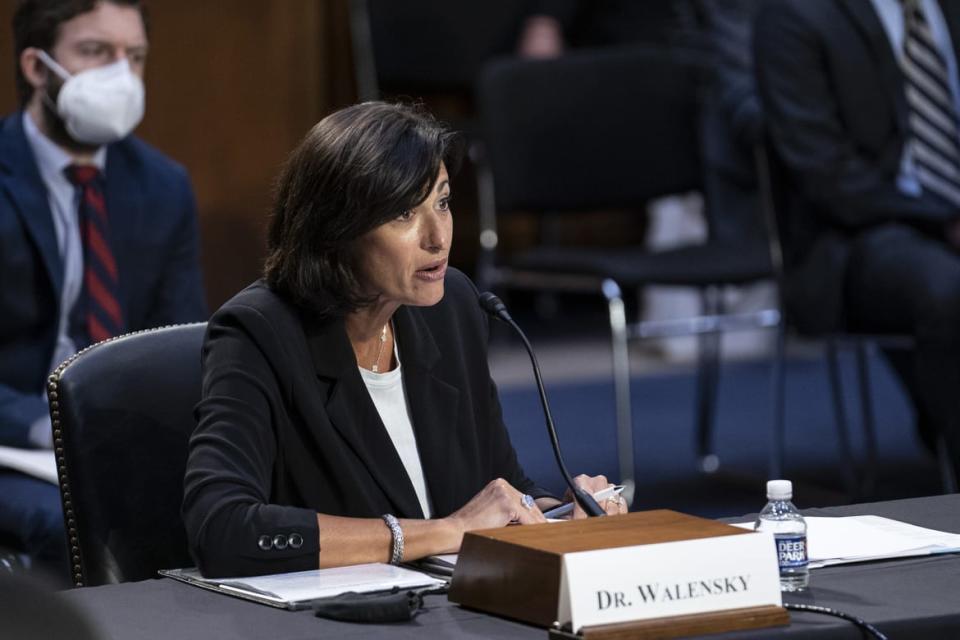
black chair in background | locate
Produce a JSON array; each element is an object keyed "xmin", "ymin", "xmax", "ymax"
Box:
[
  {"xmin": 475, "ymin": 47, "xmax": 780, "ymax": 501},
  {"xmin": 349, "ymin": 0, "xmax": 529, "ymax": 103},
  {"xmin": 754, "ymin": 141, "xmax": 959, "ymax": 496},
  {"xmin": 48, "ymin": 323, "xmax": 206, "ymax": 587}
]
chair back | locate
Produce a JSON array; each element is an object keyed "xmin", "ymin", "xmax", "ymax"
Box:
[
  {"xmin": 49, "ymin": 323, "xmax": 206, "ymax": 587},
  {"xmin": 477, "ymin": 46, "xmax": 704, "ymax": 215},
  {"xmin": 754, "ymin": 132, "xmax": 855, "ymax": 335},
  {"xmin": 753, "ymin": 137, "xmax": 789, "ymax": 292},
  {"xmin": 351, "ymin": 0, "xmax": 529, "ymax": 100}
]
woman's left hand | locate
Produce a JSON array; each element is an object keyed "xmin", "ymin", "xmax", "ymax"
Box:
[{"xmin": 566, "ymin": 474, "xmax": 628, "ymax": 519}]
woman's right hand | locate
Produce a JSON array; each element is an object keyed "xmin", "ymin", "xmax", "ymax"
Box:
[{"xmin": 443, "ymin": 478, "xmax": 546, "ymax": 549}]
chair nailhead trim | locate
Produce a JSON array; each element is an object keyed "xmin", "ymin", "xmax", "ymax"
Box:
[{"xmin": 47, "ymin": 322, "xmax": 206, "ymax": 588}]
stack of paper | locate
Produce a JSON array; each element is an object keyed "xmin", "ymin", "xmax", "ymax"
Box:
[
  {"xmin": 734, "ymin": 515, "xmax": 960, "ymax": 568},
  {"xmin": 162, "ymin": 563, "xmax": 446, "ymax": 609}
]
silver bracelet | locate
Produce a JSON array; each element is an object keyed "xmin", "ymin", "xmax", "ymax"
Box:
[{"xmin": 381, "ymin": 514, "xmax": 404, "ymax": 565}]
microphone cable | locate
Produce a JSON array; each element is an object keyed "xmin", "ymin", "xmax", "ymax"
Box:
[{"xmin": 784, "ymin": 603, "xmax": 888, "ymax": 640}]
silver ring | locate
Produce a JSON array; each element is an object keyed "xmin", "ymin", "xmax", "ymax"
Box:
[
  {"xmin": 521, "ymin": 494, "xmax": 535, "ymax": 510},
  {"xmin": 606, "ymin": 495, "xmax": 625, "ymax": 510}
]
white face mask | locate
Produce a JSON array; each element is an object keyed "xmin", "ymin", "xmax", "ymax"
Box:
[{"xmin": 36, "ymin": 50, "xmax": 145, "ymax": 146}]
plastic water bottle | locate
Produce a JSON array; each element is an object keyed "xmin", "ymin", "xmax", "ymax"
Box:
[{"xmin": 755, "ymin": 479, "xmax": 809, "ymax": 591}]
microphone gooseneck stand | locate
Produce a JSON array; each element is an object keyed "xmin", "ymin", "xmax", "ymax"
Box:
[{"xmin": 478, "ymin": 292, "xmax": 605, "ymax": 518}]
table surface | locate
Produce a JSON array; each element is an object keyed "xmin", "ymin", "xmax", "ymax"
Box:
[{"xmin": 58, "ymin": 494, "xmax": 960, "ymax": 640}]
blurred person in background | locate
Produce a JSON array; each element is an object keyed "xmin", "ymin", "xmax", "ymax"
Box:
[
  {"xmin": 755, "ymin": 0, "xmax": 960, "ymax": 485},
  {"xmin": 517, "ymin": 0, "xmax": 703, "ymax": 58},
  {"xmin": 0, "ymin": 0, "xmax": 206, "ymax": 580}
]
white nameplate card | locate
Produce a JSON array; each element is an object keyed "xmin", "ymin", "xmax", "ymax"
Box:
[{"xmin": 558, "ymin": 531, "xmax": 782, "ymax": 632}]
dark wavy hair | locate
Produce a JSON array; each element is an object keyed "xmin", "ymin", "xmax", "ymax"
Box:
[
  {"xmin": 13, "ymin": 0, "xmax": 149, "ymax": 105},
  {"xmin": 264, "ymin": 101, "xmax": 462, "ymax": 318}
]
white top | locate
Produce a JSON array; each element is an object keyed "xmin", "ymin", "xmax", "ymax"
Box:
[{"xmin": 359, "ymin": 338, "xmax": 433, "ymax": 518}]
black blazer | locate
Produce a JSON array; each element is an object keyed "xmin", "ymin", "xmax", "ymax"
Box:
[
  {"xmin": 754, "ymin": 0, "xmax": 960, "ymax": 332},
  {"xmin": 182, "ymin": 269, "xmax": 546, "ymax": 577}
]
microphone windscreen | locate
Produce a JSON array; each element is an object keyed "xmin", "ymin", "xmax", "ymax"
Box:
[{"xmin": 478, "ymin": 292, "xmax": 506, "ymax": 318}]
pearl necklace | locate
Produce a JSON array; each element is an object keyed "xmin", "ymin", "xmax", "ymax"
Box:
[{"xmin": 371, "ymin": 323, "xmax": 388, "ymax": 373}]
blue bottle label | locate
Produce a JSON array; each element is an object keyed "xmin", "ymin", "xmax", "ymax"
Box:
[{"xmin": 775, "ymin": 534, "xmax": 808, "ymax": 568}]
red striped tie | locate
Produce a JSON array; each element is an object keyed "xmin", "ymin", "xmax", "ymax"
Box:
[{"xmin": 65, "ymin": 165, "xmax": 125, "ymax": 344}]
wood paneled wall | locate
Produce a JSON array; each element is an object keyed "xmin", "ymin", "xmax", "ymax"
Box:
[{"xmin": 0, "ymin": 0, "xmax": 357, "ymax": 309}]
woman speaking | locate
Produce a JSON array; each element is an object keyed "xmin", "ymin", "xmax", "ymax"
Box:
[{"xmin": 182, "ymin": 102, "xmax": 624, "ymax": 578}]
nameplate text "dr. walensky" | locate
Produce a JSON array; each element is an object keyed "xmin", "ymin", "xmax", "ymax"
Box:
[{"xmin": 597, "ymin": 574, "xmax": 752, "ymax": 611}]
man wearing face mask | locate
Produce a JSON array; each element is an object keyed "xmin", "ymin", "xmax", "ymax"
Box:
[{"xmin": 0, "ymin": 0, "xmax": 207, "ymax": 580}]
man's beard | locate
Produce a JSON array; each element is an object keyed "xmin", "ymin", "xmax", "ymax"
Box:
[{"xmin": 40, "ymin": 81, "xmax": 100, "ymax": 155}]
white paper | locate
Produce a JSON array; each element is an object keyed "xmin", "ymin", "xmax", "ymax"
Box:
[
  {"xmin": 855, "ymin": 515, "xmax": 960, "ymax": 548},
  {"xmin": 179, "ymin": 563, "xmax": 445, "ymax": 603},
  {"xmin": 429, "ymin": 553, "xmax": 458, "ymax": 566},
  {"xmin": 732, "ymin": 515, "xmax": 960, "ymax": 568},
  {"xmin": 560, "ymin": 531, "xmax": 782, "ymax": 632},
  {"xmin": 0, "ymin": 445, "xmax": 57, "ymax": 484}
]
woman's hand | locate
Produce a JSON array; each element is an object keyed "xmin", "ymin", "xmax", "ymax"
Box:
[
  {"xmin": 442, "ymin": 478, "xmax": 547, "ymax": 551},
  {"xmin": 566, "ymin": 474, "xmax": 628, "ymax": 519}
]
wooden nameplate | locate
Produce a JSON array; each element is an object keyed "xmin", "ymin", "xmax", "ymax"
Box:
[{"xmin": 448, "ymin": 510, "xmax": 788, "ymax": 636}]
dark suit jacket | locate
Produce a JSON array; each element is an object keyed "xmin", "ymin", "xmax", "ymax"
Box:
[
  {"xmin": 754, "ymin": 0, "xmax": 960, "ymax": 332},
  {"xmin": 0, "ymin": 113, "xmax": 207, "ymax": 447},
  {"xmin": 182, "ymin": 270, "xmax": 547, "ymax": 578}
]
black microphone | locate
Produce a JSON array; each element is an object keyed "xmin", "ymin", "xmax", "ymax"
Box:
[{"xmin": 478, "ymin": 292, "xmax": 606, "ymax": 518}]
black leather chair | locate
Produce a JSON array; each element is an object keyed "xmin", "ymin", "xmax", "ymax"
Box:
[
  {"xmin": 475, "ymin": 47, "xmax": 780, "ymax": 498},
  {"xmin": 47, "ymin": 323, "xmax": 206, "ymax": 587}
]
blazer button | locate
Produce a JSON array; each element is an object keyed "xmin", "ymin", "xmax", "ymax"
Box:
[
  {"xmin": 258, "ymin": 535, "xmax": 272, "ymax": 551},
  {"xmin": 273, "ymin": 534, "xmax": 288, "ymax": 550},
  {"xmin": 288, "ymin": 533, "xmax": 304, "ymax": 549}
]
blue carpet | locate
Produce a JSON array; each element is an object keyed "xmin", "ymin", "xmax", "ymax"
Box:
[{"xmin": 499, "ymin": 350, "xmax": 943, "ymax": 519}]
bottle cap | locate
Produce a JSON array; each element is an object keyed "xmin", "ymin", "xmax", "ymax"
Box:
[{"xmin": 766, "ymin": 479, "xmax": 792, "ymax": 500}]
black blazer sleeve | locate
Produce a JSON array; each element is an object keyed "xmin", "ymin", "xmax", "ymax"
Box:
[{"xmin": 182, "ymin": 303, "xmax": 320, "ymax": 578}]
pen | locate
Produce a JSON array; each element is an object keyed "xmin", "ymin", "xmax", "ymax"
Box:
[{"xmin": 543, "ymin": 484, "xmax": 625, "ymax": 519}]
